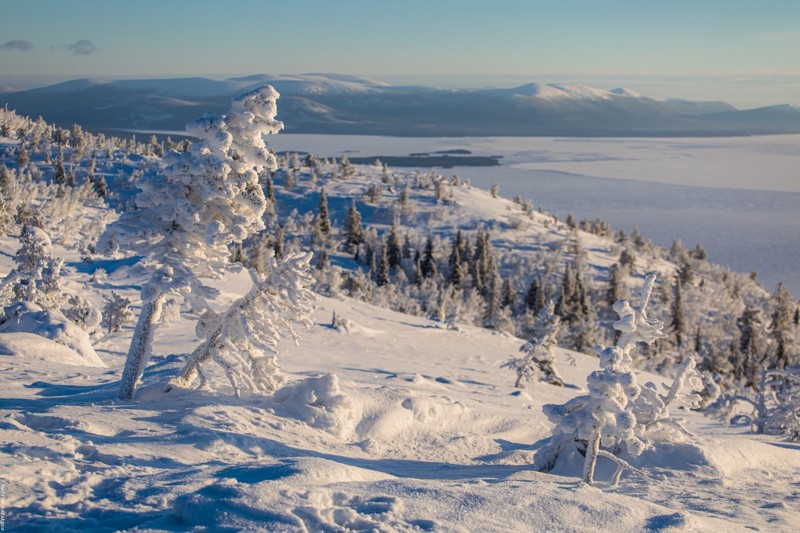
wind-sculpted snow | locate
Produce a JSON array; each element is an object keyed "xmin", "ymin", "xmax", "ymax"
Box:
[{"xmin": 1, "ymin": 291, "xmax": 799, "ymax": 531}]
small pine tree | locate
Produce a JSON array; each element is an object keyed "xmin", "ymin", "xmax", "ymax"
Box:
[
  {"xmin": 504, "ymin": 305, "xmax": 563, "ymax": 388},
  {"xmin": 386, "ymin": 218, "xmax": 401, "ymax": 269},
  {"xmin": 103, "ymin": 291, "xmax": 134, "ymax": 333},
  {"xmin": 420, "ymin": 236, "xmax": 437, "ymax": 278},
  {"xmin": 343, "ymin": 200, "xmax": 365, "ymax": 253},
  {"xmin": 535, "ymin": 275, "xmax": 702, "ymax": 484},
  {"xmin": 315, "ymin": 187, "xmax": 331, "ymax": 236},
  {"xmin": 770, "ymin": 283, "xmax": 797, "ymax": 369},
  {"xmin": 376, "ymin": 244, "xmax": 390, "ymax": 287}
]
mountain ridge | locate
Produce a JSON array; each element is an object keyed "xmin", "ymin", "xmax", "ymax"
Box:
[{"xmin": 2, "ymin": 73, "xmax": 799, "ymax": 137}]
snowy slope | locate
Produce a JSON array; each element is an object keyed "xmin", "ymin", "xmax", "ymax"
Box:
[{"xmin": 1, "ymin": 245, "xmax": 798, "ymax": 532}]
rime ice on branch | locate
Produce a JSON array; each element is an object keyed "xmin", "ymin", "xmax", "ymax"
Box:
[
  {"xmin": 169, "ymin": 251, "xmax": 315, "ymax": 396},
  {"xmin": 100, "ymin": 85, "xmax": 283, "ymax": 400}
]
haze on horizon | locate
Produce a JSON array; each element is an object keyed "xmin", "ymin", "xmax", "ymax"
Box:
[{"xmin": 1, "ymin": 0, "xmax": 799, "ymax": 109}]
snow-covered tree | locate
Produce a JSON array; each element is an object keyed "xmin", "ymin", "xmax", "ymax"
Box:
[
  {"xmin": 535, "ymin": 274, "xmax": 702, "ymax": 484},
  {"xmin": 1, "ymin": 226, "xmax": 64, "ymax": 311},
  {"xmin": 100, "ymin": 85, "xmax": 282, "ymax": 399},
  {"xmin": 102, "ymin": 291, "xmax": 134, "ymax": 333},
  {"xmin": 343, "ymin": 200, "xmax": 365, "ymax": 254},
  {"xmin": 169, "ymin": 251, "xmax": 316, "ymax": 396},
  {"xmin": 63, "ymin": 294, "xmax": 102, "ymax": 335},
  {"xmin": 709, "ymin": 365, "xmax": 800, "ymax": 440},
  {"xmin": 504, "ymin": 305, "xmax": 563, "ymax": 388}
]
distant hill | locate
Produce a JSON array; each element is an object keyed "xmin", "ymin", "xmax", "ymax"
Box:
[{"xmin": 3, "ymin": 73, "xmax": 800, "ymax": 137}]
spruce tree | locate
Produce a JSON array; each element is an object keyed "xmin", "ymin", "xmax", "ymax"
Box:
[
  {"xmin": 386, "ymin": 218, "xmax": 401, "ymax": 269},
  {"xmin": 100, "ymin": 86, "xmax": 281, "ymax": 399},
  {"xmin": 737, "ymin": 305, "xmax": 766, "ymax": 386},
  {"xmin": 316, "ymin": 187, "xmax": 331, "ymax": 236},
  {"xmin": 376, "ymin": 244, "xmax": 390, "ymax": 287},
  {"xmin": 770, "ymin": 282, "xmax": 797, "ymax": 369},
  {"xmin": 421, "ymin": 235, "xmax": 437, "ymax": 278},
  {"xmin": 447, "ymin": 231, "xmax": 465, "ymax": 287},
  {"xmin": 343, "ymin": 200, "xmax": 365, "ymax": 253},
  {"xmin": 671, "ymin": 278, "xmax": 687, "ymax": 348},
  {"xmin": 526, "ymin": 275, "xmax": 546, "ymax": 315}
]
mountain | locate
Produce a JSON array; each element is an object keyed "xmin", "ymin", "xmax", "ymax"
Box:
[{"xmin": 3, "ymin": 74, "xmax": 800, "ymax": 137}]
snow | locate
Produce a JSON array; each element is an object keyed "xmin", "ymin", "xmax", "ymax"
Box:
[
  {"xmin": 0, "ymin": 306, "xmax": 106, "ymax": 367},
  {"xmin": 2, "ymin": 110, "xmax": 799, "ymax": 531},
  {"xmin": 1, "ymin": 238, "xmax": 798, "ymax": 531},
  {"xmin": 0, "ymin": 332, "xmax": 103, "ymax": 367}
]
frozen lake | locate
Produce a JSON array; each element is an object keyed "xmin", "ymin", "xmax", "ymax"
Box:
[{"xmin": 267, "ymin": 134, "xmax": 800, "ymax": 296}]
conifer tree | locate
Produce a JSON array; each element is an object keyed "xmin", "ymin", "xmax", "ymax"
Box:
[
  {"xmin": 606, "ymin": 263, "xmax": 626, "ymax": 306},
  {"xmin": 376, "ymin": 244, "xmax": 390, "ymax": 287},
  {"xmin": 15, "ymin": 144, "xmax": 29, "ymax": 167},
  {"xmin": 100, "ymin": 86, "xmax": 281, "ymax": 399},
  {"xmin": 671, "ymin": 278, "xmax": 687, "ymax": 348},
  {"xmin": 770, "ymin": 282, "xmax": 797, "ymax": 369},
  {"xmin": 447, "ymin": 231, "xmax": 465, "ymax": 287},
  {"xmin": 343, "ymin": 200, "xmax": 365, "ymax": 254},
  {"xmin": 535, "ymin": 275, "xmax": 702, "ymax": 484},
  {"xmin": 54, "ymin": 148, "xmax": 67, "ymax": 185},
  {"xmin": 421, "ymin": 235, "xmax": 437, "ymax": 278},
  {"xmin": 501, "ymin": 278, "xmax": 517, "ymax": 310},
  {"xmin": 315, "ymin": 187, "xmax": 331, "ymax": 236},
  {"xmin": 386, "ymin": 218, "xmax": 401, "ymax": 269},
  {"xmin": 526, "ymin": 275, "xmax": 546, "ymax": 315},
  {"xmin": 737, "ymin": 305, "xmax": 767, "ymax": 386}
]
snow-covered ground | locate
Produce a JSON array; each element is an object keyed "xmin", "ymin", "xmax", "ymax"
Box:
[
  {"xmin": 268, "ymin": 134, "xmax": 800, "ymax": 296},
  {"xmin": 2, "ymin": 239, "xmax": 799, "ymax": 532}
]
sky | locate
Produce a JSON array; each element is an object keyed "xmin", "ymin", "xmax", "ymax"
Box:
[{"xmin": 1, "ymin": 0, "xmax": 799, "ymax": 108}]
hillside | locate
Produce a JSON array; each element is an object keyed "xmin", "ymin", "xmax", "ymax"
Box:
[{"xmin": 1, "ymin": 101, "xmax": 799, "ymax": 531}]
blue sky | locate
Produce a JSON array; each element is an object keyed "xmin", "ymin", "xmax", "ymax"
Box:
[{"xmin": 1, "ymin": 0, "xmax": 799, "ymax": 107}]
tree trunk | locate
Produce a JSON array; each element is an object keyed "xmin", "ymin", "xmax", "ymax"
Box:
[
  {"xmin": 119, "ymin": 292, "xmax": 165, "ymax": 400},
  {"xmin": 167, "ymin": 325, "xmax": 221, "ymax": 391},
  {"xmin": 582, "ymin": 428, "xmax": 601, "ymax": 484}
]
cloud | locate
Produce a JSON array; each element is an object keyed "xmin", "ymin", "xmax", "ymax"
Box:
[
  {"xmin": 64, "ymin": 39, "xmax": 98, "ymax": 55},
  {"xmin": 0, "ymin": 40, "xmax": 33, "ymax": 52}
]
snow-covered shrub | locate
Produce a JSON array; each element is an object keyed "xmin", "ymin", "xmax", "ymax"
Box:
[
  {"xmin": 0, "ymin": 301, "xmax": 105, "ymax": 367},
  {"xmin": 534, "ymin": 274, "xmax": 703, "ymax": 484},
  {"xmin": 102, "ymin": 291, "xmax": 134, "ymax": 333},
  {"xmin": 503, "ymin": 304, "xmax": 563, "ymax": 388},
  {"xmin": 63, "ymin": 294, "xmax": 102, "ymax": 335},
  {"xmin": 169, "ymin": 251, "xmax": 316, "ymax": 397},
  {"xmin": 709, "ymin": 365, "xmax": 800, "ymax": 440},
  {"xmin": 100, "ymin": 85, "xmax": 282, "ymax": 399},
  {"xmin": 0, "ymin": 226, "xmax": 64, "ymax": 312}
]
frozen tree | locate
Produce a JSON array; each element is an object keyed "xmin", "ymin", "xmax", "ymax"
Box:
[
  {"xmin": 770, "ymin": 283, "xmax": 797, "ymax": 369},
  {"xmin": 169, "ymin": 251, "xmax": 316, "ymax": 396},
  {"xmin": 737, "ymin": 305, "xmax": 767, "ymax": 386},
  {"xmin": 386, "ymin": 218, "xmax": 402, "ymax": 269},
  {"xmin": 1, "ymin": 226, "xmax": 64, "ymax": 311},
  {"xmin": 100, "ymin": 85, "xmax": 282, "ymax": 399},
  {"xmin": 376, "ymin": 244, "xmax": 390, "ymax": 287},
  {"xmin": 315, "ymin": 187, "xmax": 331, "ymax": 236},
  {"xmin": 535, "ymin": 274, "xmax": 702, "ymax": 484},
  {"xmin": 504, "ymin": 306, "xmax": 563, "ymax": 388},
  {"xmin": 63, "ymin": 294, "xmax": 102, "ymax": 335},
  {"xmin": 103, "ymin": 291, "xmax": 134, "ymax": 333},
  {"xmin": 710, "ymin": 365, "xmax": 800, "ymax": 440}
]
